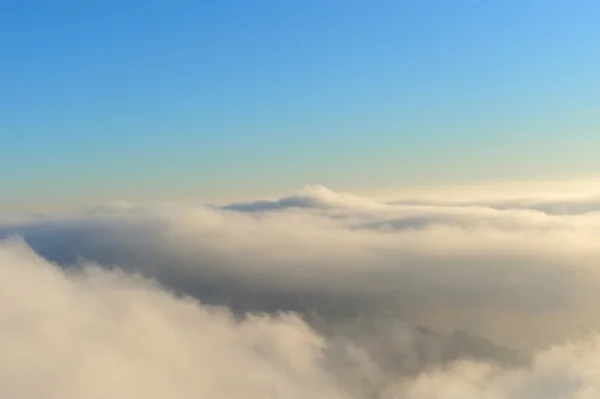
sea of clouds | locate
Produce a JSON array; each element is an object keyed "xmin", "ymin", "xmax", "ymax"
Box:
[{"xmin": 2, "ymin": 185, "xmax": 600, "ymax": 398}]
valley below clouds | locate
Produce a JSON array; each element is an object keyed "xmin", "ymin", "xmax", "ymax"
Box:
[{"xmin": 3, "ymin": 185, "xmax": 600, "ymax": 398}]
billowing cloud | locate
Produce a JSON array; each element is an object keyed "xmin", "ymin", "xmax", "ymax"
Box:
[
  {"xmin": 0, "ymin": 239, "xmax": 347, "ymax": 399},
  {"xmin": 2, "ymin": 185, "xmax": 600, "ymax": 397},
  {"xmin": 1, "ymin": 236, "xmax": 600, "ymax": 398}
]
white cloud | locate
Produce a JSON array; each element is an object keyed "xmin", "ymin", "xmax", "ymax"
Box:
[
  {"xmin": 1, "ymin": 237, "xmax": 600, "ymax": 398},
  {"xmin": 395, "ymin": 338, "xmax": 600, "ymax": 399},
  {"xmin": 3, "ymin": 185, "xmax": 600, "ymax": 397},
  {"xmin": 0, "ymin": 239, "xmax": 347, "ymax": 399}
]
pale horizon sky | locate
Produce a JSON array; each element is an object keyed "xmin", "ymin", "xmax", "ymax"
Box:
[{"xmin": 2, "ymin": 1, "xmax": 599, "ymax": 210}]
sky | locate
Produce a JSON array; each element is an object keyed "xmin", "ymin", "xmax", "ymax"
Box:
[
  {"xmin": 3, "ymin": 3, "xmax": 600, "ymax": 396},
  {"xmin": 1, "ymin": 0, "xmax": 599, "ymax": 209}
]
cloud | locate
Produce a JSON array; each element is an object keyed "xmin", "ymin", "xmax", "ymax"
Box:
[
  {"xmin": 4, "ymin": 188, "xmax": 600, "ymax": 347},
  {"xmin": 3, "ymin": 185, "xmax": 600, "ymax": 396},
  {"xmin": 395, "ymin": 338, "xmax": 600, "ymax": 399},
  {"xmin": 223, "ymin": 185, "xmax": 385, "ymax": 212},
  {"xmin": 0, "ymin": 238, "xmax": 346, "ymax": 399},
  {"xmin": 389, "ymin": 196, "xmax": 600, "ymax": 216},
  {"xmin": 1, "ymin": 237, "xmax": 600, "ymax": 399}
]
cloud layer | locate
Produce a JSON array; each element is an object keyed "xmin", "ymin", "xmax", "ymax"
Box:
[{"xmin": 3, "ymin": 185, "xmax": 600, "ymax": 397}]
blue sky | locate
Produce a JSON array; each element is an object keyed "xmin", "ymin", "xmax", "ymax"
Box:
[{"xmin": 1, "ymin": 1, "xmax": 599, "ymax": 209}]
